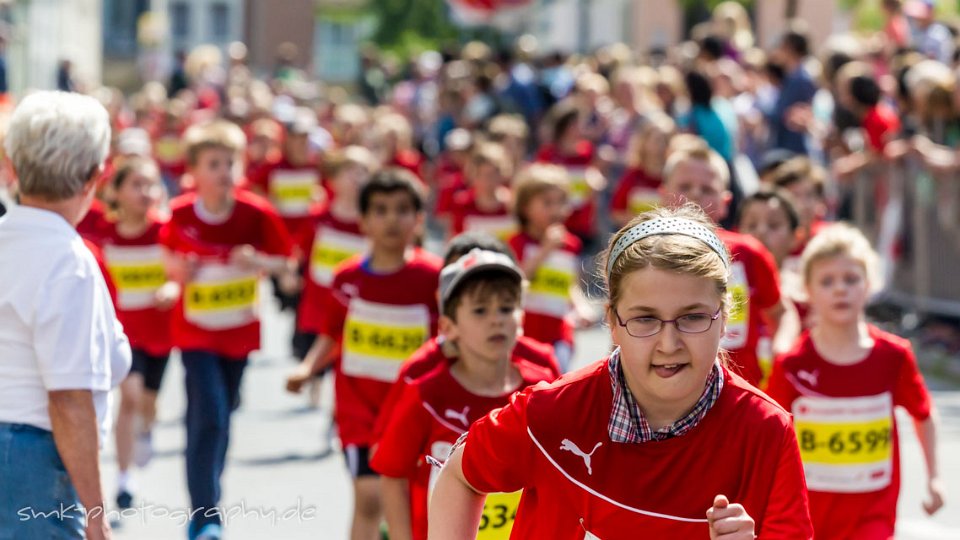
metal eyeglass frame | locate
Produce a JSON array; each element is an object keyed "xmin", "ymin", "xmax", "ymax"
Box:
[{"xmin": 612, "ymin": 307, "xmax": 723, "ymax": 338}]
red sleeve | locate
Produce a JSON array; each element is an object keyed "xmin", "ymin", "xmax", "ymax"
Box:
[
  {"xmin": 258, "ymin": 206, "xmax": 294, "ymax": 257},
  {"xmin": 757, "ymin": 424, "xmax": 814, "ymax": 539},
  {"xmin": 370, "ymin": 383, "xmax": 433, "ymax": 478},
  {"xmin": 318, "ymin": 273, "xmax": 350, "ymax": 341},
  {"xmin": 84, "ymin": 239, "xmax": 118, "ymax": 305},
  {"xmin": 764, "ymin": 356, "xmax": 799, "ymax": 410},
  {"xmin": 507, "ymin": 234, "xmax": 526, "ymax": 262},
  {"xmin": 893, "ymin": 342, "xmax": 933, "ymax": 420},
  {"xmin": 748, "ymin": 243, "xmax": 781, "ymax": 311},
  {"xmin": 373, "ymin": 378, "xmax": 410, "ymax": 441},
  {"xmin": 298, "ymin": 223, "xmax": 318, "ymax": 263},
  {"xmin": 461, "ymin": 386, "xmax": 536, "ymax": 494}
]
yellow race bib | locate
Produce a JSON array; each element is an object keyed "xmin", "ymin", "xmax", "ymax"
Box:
[
  {"xmin": 341, "ymin": 298, "xmax": 430, "ymax": 382},
  {"xmin": 565, "ymin": 166, "xmax": 591, "ymax": 208},
  {"xmin": 155, "ymin": 136, "xmax": 184, "ymax": 163},
  {"xmin": 269, "ymin": 169, "xmax": 318, "ymax": 217},
  {"xmin": 627, "ymin": 188, "xmax": 659, "ymax": 216},
  {"xmin": 478, "ymin": 491, "xmax": 523, "ymax": 540},
  {"xmin": 309, "ymin": 227, "xmax": 368, "ymax": 287},
  {"xmin": 721, "ymin": 262, "xmax": 749, "ymax": 350},
  {"xmin": 463, "ymin": 214, "xmax": 517, "ymax": 243},
  {"xmin": 525, "ymin": 247, "xmax": 576, "ymax": 318},
  {"xmin": 103, "ymin": 244, "xmax": 166, "ymax": 310},
  {"xmin": 184, "ymin": 264, "xmax": 259, "ymax": 330},
  {"xmin": 793, "ymin": 393, "xmax": 893, "ymax": 493}
]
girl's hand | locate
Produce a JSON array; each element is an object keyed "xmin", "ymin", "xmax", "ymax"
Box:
[
  {"xmin": 543, "ymin": 224, "xmax": 568, "ymax": 251},
  {"xmin": 706, "ymin": 495, "xmax": 755, "ymax": 540},
  {"xmin": 924, "ymin": 477, "xmax": 946, "ymax": 516},
  {"xmin": 154, "ymin": 281, "xmax": 181, "ymax": 310},
  {"xmin": 230, "ymin": 244, "xmax": 260, "ymax": 271}
]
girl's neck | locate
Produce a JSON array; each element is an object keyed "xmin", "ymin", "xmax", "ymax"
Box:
[
  {"xmin": 115, "ymin": 209, "xmax": 150, "ymax": 237},
  {"xmin": 811, "ymin": 319, "xmax": 874, "ymax": 365},
  {"xmin": 630, "ymin": 381, "xmax": 703, "ymax": 433},
  {"xmin": 368, "ymin": 246, "xmax": 410, "ymax": 273},
  {"xmin": 329, "ymin": 198, "xmax": 359, "ymax": 222},
  {"xmin": 199, "ymin": 192, "xmax": 233, "ymax": 217},
  {"xmin": 474, "ymin": 187, "xmax": 501, "ymax": 210},
  {"xmin": 450, "ymin": 353, "xmax": 521, "ymax": 398}
]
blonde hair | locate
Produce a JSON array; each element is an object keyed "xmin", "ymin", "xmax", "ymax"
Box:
[
  {"xmin": 663, "ymin": 143, "xmax": 730, "ymax": 189},
  {"xmin": 469, "ymin": 141, "xmax": 513, "ymax": 180},
  {"xmin": 800, "ymin": 223, "xmax": 882, "ymax": 294},
  {"xmin": 600, "ymin": 204, "xmax": 731, "ymax": 313},
  {"xmin": 488, "ymin": 114, "xmax": 528, "ymax": 141},
  {"xmin": 325, "ymin": 145, "xmax": 376, "ymax": 178},
  {"xmin": 626, "ymin": 113, "xmax": 677, "ymax": 170},
  {"xmin": 512, "ymin": 164, "xmax": 570, "ymax": 227},
  {"xmin": 183, "ymin": 120, "xmax": 246, "ymax": 166}
]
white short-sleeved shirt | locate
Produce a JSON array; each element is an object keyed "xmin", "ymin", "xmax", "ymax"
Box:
[{"xmin": 0, "ymin": 205, "xmax": 131, "ymax": 443}]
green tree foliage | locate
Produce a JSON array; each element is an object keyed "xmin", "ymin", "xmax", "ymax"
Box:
[{"xmin": 368, "ymin": 0, "xmax": 459, "ymax": 54}]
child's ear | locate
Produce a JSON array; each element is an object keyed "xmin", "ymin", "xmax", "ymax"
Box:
[{"xmin": 439, "ymin": 315, "xmax": 459, "ymax": 342}]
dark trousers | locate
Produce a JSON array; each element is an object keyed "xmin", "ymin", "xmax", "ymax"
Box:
[{"xmin": 182, "ymin": 350, "xmax": 247, "ymax": 529}]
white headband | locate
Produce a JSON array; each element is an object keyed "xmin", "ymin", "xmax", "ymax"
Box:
[{"xmin": 606, "ymin": 217, "xmax": 730, "ymax": 275}]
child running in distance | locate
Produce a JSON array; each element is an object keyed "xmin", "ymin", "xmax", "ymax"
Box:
[
  {"xmin": 766, "ymin": 223, "xmax": 944, "ymax": 539},
  {"xmin": 509, "ymin": 163, "xmax": 597, "ymax": 372},
  {"xmin": 159, "ymin": 120, "xmax": 296, "ymax": 540},
  {"xmin": 99, "ymin": 157, "xmax": 176, "ymax": 510},
  {"xmin": 371, "ymin": 249, "xmax": 557, "ymax": 540},
  {"xmin": 660, "ymin": 143, "xmax": 784, "ymax": 388},
  {"xmin": 428, "ymin": 205, "xmax": 813, "ymax": 539},
  {"xmin": 449, "ymin": 141, "xmax": 516, "ymax": 241},
  {"xmin": 611, "ymin": 113, "xmax": 677, "ymax": 228},
  {"xmin": 286, "ymin": 168, "xmax": 442, "ymax": 540}
]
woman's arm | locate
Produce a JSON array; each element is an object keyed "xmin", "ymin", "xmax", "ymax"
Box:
[
  {"xmin": 382, "ymin": 476, "xmax": 414, "ymax": 540},
  {"xmin": 428, "ymin": 444, "xmax": 486, "ymax": 540},
  {"xmin": 914, "ymin": 408, "xmax": 946, "ymax": 515}
]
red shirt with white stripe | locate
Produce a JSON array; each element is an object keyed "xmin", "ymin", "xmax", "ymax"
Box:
[
  {"xmin": 765, "ymin": 326, "xmax": 932, "ymax": 540},
  {"xmin": 449, "ymin": 189, "xmax": 515, "ymax": 239},
  {"xmin": 609, "ymin": 167, "xmax": 661, "ymax": 216},
  {"xmin": 318, "ymin": 250, "xmax": 442, "ymax": 447},
  {"xmin": 296, "ymin": 211, "xmax": 366, "ymax": 334},
  {"xmin": 508, "ymin": 231, "xmax": 581, "ymax": 347},
  {"xmin": 159, "ymin": 190, "xmax": 293, "ymax": 359},
  {"xmin": 461, "ymin": 359, "xmax": 813, "ymax": 539},
  {"xmin": 716, "ymin": 228, "xmax": 782, "ymax": 387},
  {"xmin": 98, "ymin": 218, "xmax": 172, "ymax": 357},
  {"xmin": 536, "ymin": 141, "xmax": 596, "ymax": 239},
  {"xmin": 247, "ymin": 157, "xmax": 324, "ymax": 239},
  {"xmin": 371, "ymin": 359, "xmax": 555, "ymax": 540}
]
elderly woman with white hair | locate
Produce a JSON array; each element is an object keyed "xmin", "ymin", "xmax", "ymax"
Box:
[{"xmin": 0, "ymin": 91, "xmax": 131, "ymax": 540}]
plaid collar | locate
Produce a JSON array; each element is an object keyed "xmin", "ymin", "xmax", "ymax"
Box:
[{"xmin": 607, "ymin": 348, "xmax": 724, "ymax": 443}]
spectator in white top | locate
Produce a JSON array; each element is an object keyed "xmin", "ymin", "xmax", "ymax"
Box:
[{"xmin": 0, "ymin": 91, "xmax": 131, "ymax": 540}]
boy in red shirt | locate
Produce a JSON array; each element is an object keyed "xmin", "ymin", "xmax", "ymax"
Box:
[
  {"xmin": 610, "ymin": 113, "xmax": 675, "ymax": 228},
  {"xmin": 372, "ymin": 249, "xmax": 556, "ymax": 540},
  {"xmin": 98, "ymin": 158, "xmax": 177, "ymax": 510},
  {"xmin": 286, "ymin": 168, "xmax": 441, "ymax": 540},
  {"xmin": 766, "ymin": 223, "xmax": 943, "ymax": 539},
  {"xmin": 160, "ymin": 120, "xmax": 295, "ymax": 540},
  {"xmin": 448, "ymin": 141, "xmax": 516, "ymax": 241},
  {"xmin": 660, "ymin": 143, "xmax": 785, "ymax": 387},
  {"xmin": 429, "ymin": 206, "xmax": 812, "ymax": 539},
  {"xmin": 508, "ymin": 163, "xmax": 597, "ymax": 372}
]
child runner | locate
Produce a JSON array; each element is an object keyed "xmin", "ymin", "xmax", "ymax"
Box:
[
  {"xmin": 660, "ymin": 144, "xmax": 784, "ymax": 388},
  {"xmin": 160, "ymin": 120, "xmax": 295, "ymax": 540},
  {"xmin": 766, "ymin": 223, "xmax": 944, "ymax": 540},
  {"xmin": 509, "ymin": 164, "xmax": 596, "ymax": 372},
  {"xmin": 286, "ymin": 168, "xmax": 442, "ymax": 540},
  {"xmin": 428, "ymin": 205, "xmax": 813, "ymax": 539},
  {"xmin": 372, "ymin": 249, "xmax": 557, "ymax": 540},
  {"xmin": 294, "ymin": 145, "xmax": 374, "ymax": 406},
  {"xmin": 99, "ymin": 158, "xmax": 176, "ymax": 509},
  {"xmin": 449, "ymin": 141, "xmax": 516, "ymax": 241},
  {"xmin": 610, "ymin": 113, "xmax": 676, "ymax": 228}
]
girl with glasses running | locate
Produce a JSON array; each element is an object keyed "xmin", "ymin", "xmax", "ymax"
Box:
[{"xmin": 428, "ymin": 205, "xmax": 813, "ymax": 539}]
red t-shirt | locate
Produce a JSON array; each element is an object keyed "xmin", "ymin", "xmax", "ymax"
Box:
[
  {"xmin": 390, "ymin": 149, "xmax": 426, "ymax": 184},
  {"xmin": 717, "ymin": 229, "xmax": 782, "ymax": 387},
  {"xmin": 372, "ymin": 335, "xmax": 561, "ymax": 442},
  {"xmin": 371, "ymin": 359, "xmax": 556, "ymax": 540},
  {"xmin": 462, "ymin": 359, "xmax": 813, "ymax": 539},
  {"xmin": 449, "ymin": 189, "xmax": 516, "ymax": 240},
  {"xmin": 609, "ymin": 167, "xmax": 662, "ymax": 216},
  {"xmin": 296, "ymin": 210, "xmax": 367, "ymax": 334},
  {"xmin": 159, "ymin": 190, "xmax": 293, "ymax": 359},
  {"xmin": 319, "ymin": 251, "xmax": 443, "ymax": 447},
  {"xmin": 863, "ymin": 104, "xmax": 901, "ymax": 152},
  {"xmin": 98, "ymin": 219, "xmax": 173, "ymax": 357},
  {"xmin": 152, "ymin": 129, "xmax": 187, "ymax": 181},
  {"xmin": 247, "ymin": 157, "xmax": 324, "ymax": 239},
  {"xmin": 434, "ymin": 170, "xmax": 466, "ymax": 218},
  {"xmin": 536, "ymin": 141, "xmax": 597, "ymax": 239},
  {"xmin": 509, "ymin": 231, "xmax": 582, "ymax": 346},
  {"xmin": 77, "ymin": 199, "xmax": 110, "ymax": 245},
  {"xmin": 83, "ymin": 238, "xmax": 118, "ymax": 306},
  {"xmin": 765, "ymin": 326, "xmax": 932, "ymax": 540}
]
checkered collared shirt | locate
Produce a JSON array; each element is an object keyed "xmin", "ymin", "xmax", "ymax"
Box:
[{"xmin": 607, "ymin": 348, "xmax": 724, "ymax": 443}]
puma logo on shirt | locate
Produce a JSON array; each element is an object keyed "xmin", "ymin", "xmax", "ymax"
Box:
[
  {"xmin": 796, "ymin": 369, "xmax": 819, "ymax": 388},
  {"xmin": 560, "ymin": 439, "xmax": 602, "ymax": 476},
  {"xmin": 444, "ymin": 406, "xmax": 470, "ymax": 426}
]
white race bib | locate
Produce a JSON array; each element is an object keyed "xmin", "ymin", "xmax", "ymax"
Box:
[
  {"xmin": 627, "ymin": 187, "xmax": 659, "ymax": 216},
  {"xmin": 463, "ymin": 214, "xmax": 517, "ymax": 242},
  {"xmin": 721, "ymin": 261, "xmax": 749, "ymax": 350},
  {"xmin": 793, "ymin": 393, "xmax": 894, "ymax": 493},
  {"xmin": 565, "ymin": 166, "xmax": 591, "ymax": 208},
  {"xmin": 309, "ymin": 227, "xmax": 368, "ymax": 287},
  {"xmin": 341, "ymin": 299, "xmax": 430, "ymax": 382},
  {"xmin": 524, "ymin": 246, "xmax": 576, "ymax": 319},
  {"xmin": 269, "ymin": 169, "xmax": 319, "ymax": 217},
  {"xmin": 103, "ymin": 244, "xmax": 166, "ymax": 310},
  {"xmin": 184, "ymin": 263, "xmax": 259, "ymax": 330}
]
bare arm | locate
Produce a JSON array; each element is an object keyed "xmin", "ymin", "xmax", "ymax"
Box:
[
  {"xmin": 286, "ymin": 334, "xmax": 335, "ymax": 393},
  {"xmin": 48, "ymin": 390, "xmax": 110, "ymax": 540},
  {"xmin": 381, "ymin": 476, "xmax": 413, "ymax": 540},
  {"xmin": 914, "ymin": 409, "xmax": 946, "ymax": 515},
  {"xmin": 428, "ymin": 445, "xmax": 486, "ymax": 540}
]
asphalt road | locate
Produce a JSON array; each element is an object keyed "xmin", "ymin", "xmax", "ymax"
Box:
[{"xmin": 99, "ymin": 284, "xmax": 960, "ymax": 539}]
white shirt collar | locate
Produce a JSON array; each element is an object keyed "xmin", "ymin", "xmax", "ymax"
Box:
[{"xmin": 4, "ymin": 204, "xmax": 78, "ymax": 238}]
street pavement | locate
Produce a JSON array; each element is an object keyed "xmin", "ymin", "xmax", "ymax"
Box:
[{"xmin": 102, "ymin": 283, "xmax": 960, "ymax": 539}]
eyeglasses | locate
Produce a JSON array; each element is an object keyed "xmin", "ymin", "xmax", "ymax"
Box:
[{"xmin": 613, "ymin": 307, "xmax": 722, "ymax": 338}]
